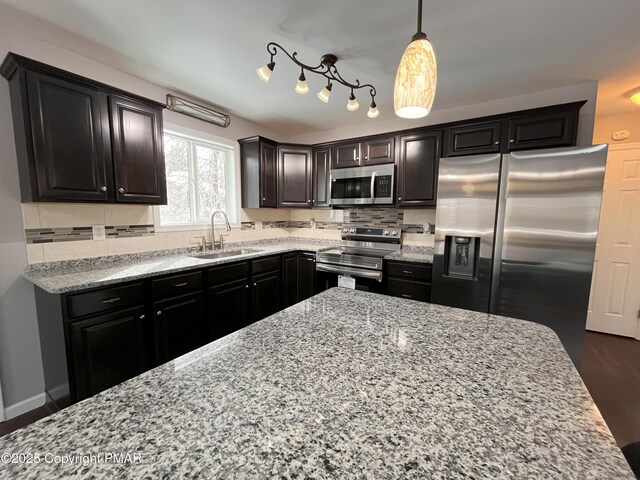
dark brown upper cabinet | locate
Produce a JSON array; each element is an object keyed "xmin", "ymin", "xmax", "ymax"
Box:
[
  {"xmin": 506, "ymin": 108, "xmax": 579, "ymax": 151},
  {"xmin": 312, "ymin": 147, "xmax": 331, "ymax": 208},
  {"xmin": 331, "ymin": 141, "xmax": 361, "ymax": 169},
  {"xmin": 239, "ymin": 136, "xmax": 278, "ymax": 208},
  {"xmin": 443, "ymin": 121, "xmax": 501, "ymax": 157},
  {"xmin": 1, "ymin": 53, "xmax": 167, "ymax": 204},
  {"xmin": 277, "ymin": 145, "xmax": 312, "ymax": 208},
  {"xmin": 362, "ymin": 136, "xmax": 395, "ymax": 165},
  {"xmin": 396, "ymin": 130, "xmax": 441, "ymax": 208},
  {"xmin": 110, "ymin": 95, "xmax": 166, "ymax": 204}
]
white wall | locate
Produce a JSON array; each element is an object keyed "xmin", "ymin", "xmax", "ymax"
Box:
[
  {"xmin": 288, "ymin": 83, "xmax": 598, "ymax": 146},
  {"xmin": 593, "ymin": 111, "xmax": 640, "ymax": 145},
  {"xmin": 0, "ymin": 17, "xmax": 287, "ymax": 417}
]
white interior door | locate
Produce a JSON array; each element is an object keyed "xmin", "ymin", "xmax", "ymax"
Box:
[{"xmin": 587, "ymin": 143, "xmax": 640, "ymax": 338}]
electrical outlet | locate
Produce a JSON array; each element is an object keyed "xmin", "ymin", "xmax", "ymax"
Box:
[
  {"xmin": 310, "ymin": 218, "xmax": 317, "ymax": 229},
  {"xmin": 423, "ymin": 223, "xmax": 431, "ymax": 236},
  {"xmin": 92, "ymin": 224, "xmax": 106, "ymax": 241},
  {"xmin": 255, "ymin": 221, "xmax": 263, "ymax": 230}
]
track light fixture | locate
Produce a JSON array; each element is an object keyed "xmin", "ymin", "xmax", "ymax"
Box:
[{"xmin": 256, "ymin": 42, "xmax": 379, "ymax": 119}]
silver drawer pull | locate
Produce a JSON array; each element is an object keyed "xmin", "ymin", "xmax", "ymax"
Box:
[
  {"xmin": 402, "ymin": 270, "xmax": 413, "ymax": 274},
  {"xmin": 101, "ymin": 297, "xmax": 120, "ymax": 304},
  {"xmin": 401, "ymin": 294, "xmax": 412, "ymax": 298},
  {"xmin": 173, "ymin": 282, "xmax": 188, "ymax": 287}
]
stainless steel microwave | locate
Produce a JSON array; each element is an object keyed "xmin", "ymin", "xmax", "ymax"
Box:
[{"xmin": 329, "ymin": 164, "xmax": 395, "ymax": 206}]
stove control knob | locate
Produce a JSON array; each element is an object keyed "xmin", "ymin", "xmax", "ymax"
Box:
[
  {"xmin": 384, "ymin": 230, "xmax": 390, "ymax": 235},
  {"xmin": 392, "ymin": 230, "xmax": 398, "ymax": 236},
  {"xmin": 343, "ymin": 227, "xmax": 348, "ymax": 233},
  {"xmin": 350, "ymin": 228, "xmax": 356, "ymax": 234}
]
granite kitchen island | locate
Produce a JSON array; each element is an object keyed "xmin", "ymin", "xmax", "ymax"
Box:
[{"xmin": 0, "ymin": 288, "xmax": 632, "ymax": 478}]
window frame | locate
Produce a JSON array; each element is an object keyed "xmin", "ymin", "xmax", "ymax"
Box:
[{"xmin": 154, "ymin": 125, "xmax": 240, "ymax": 232}]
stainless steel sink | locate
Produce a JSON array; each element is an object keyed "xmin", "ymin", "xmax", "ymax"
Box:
[{"xmin": 189, "ymin": 249, "xmax": 261, "ymax": 260}]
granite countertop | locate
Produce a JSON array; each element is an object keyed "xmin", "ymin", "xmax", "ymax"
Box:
[
  {"xmin": 23, "ymin": 241, "xmax": 337, "ymax": 294},
  {"xmin": 0, "ymin": 288, "xmax": 632, "ymax": 479},
  {"xmin": 23, "ymin": 240, "xmax": 433, "ymax": 294}
]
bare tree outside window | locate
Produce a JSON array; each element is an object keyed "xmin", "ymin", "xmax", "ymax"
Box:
[{"xmin": 158, "ymin": 132, "xmax": 235, "ymax": 227}]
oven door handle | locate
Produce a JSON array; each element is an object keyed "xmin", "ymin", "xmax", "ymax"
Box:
[
  {"xmin": 315, "ymin": 263, "xmax": 383, "ymax": 282},
  {"xmin": 370, "ymin": 171, "xmax": 376, "ymax": 201}
]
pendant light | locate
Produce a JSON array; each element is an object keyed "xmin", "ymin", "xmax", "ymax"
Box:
[
  {"xmin": 394, "ymin": 0, "xmax": 437, "ymax": 119},
  {"xmin": 294, "ymin": 69, "xmax": 309, "ymax": 94}
]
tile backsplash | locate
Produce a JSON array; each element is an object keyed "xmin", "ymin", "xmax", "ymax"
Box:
[{"xmin": 21, "ymin": 203, "xmax": 436, "ymax": 264}]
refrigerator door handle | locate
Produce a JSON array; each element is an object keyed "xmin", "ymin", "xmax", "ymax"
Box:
[{"xmin": 489, "ymin": 154, "xmax": 510, "ymax": 313}]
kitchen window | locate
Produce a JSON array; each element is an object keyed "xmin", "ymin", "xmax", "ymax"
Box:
[{"xmin": 155, "ymin": 130, "xmax": 238, "ymax": 229}]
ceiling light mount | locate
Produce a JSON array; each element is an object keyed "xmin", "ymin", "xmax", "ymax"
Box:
[{"xmin": 257, "ymin": 42, "xmax": 378, "ymax": 118}]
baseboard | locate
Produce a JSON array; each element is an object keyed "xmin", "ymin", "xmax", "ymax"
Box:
[{"xmin": 3, "ymin": 393, "xmax": 46, "ymax": 421}]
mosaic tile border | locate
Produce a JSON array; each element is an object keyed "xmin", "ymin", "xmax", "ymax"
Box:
[{"xmin": 25, "ymin": 224, "xmax": 155, "ymax": 244}]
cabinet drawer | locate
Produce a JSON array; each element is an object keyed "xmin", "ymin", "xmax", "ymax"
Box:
[
  {"xmin": 387, "ymin": 261, "xmax": 432, "ymax": 282},
  {"xmin": 251, "ymin": 255, "xmax": 281, "ymax": 275},
  {"xmin": 67, "ymin": 282, "xmax": 144, "ymax": 319},
  {"xmin": 387, "ymin": 278, "xmax": 431, "ymax": 302},
  {"xmin": 152, "ymin": 271, "xmax": 203, "ymax": 300},
  {"xmin": 208, "ymin": 261, "xmax": 249, "ymax": 286}
]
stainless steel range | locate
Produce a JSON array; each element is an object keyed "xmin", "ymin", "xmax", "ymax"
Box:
[{"xmin": 316, "ymin": 227, "xmax": 402, "ymax": 290}]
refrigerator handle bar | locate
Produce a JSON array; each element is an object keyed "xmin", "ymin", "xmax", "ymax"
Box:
[{"xmin": 489, "ymin": 154, "xmax": 510, "ymax": 313}]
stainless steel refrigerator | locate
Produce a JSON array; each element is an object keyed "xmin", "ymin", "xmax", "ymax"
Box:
[{"xmin": 431, "ymin": 145, "xmax": 608, "ymax": 366}]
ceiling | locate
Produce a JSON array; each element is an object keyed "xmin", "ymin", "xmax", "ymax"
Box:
[{"xmin": 3, "ymin": 0, "xmax": 640, "ymax": 135}]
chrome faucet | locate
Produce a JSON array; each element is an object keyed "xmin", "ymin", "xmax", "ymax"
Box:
[{"xmin": 211, "ymin": 210, "xmax": 231, "ymax": 250}]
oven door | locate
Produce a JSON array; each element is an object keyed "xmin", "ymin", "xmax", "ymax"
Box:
[{"xmin": 315, "ymin": 263, "xmax": 385, "ymax": 294}]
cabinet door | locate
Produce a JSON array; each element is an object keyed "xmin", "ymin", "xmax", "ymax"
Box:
[
  {"xmin": 312, "ymin": 147, "xmax": 331, "ymax": 208},
  {"xmin": 362, "ymin": 137, "xmax": 395, "ymax": 165},
  {"xmin": 110, "ymin": 95, "xmax": 167, "ymax": 204},
  {"xmin": 443, "ymin": 121, "xmax": 501, "ymax": 157},
  {"xmin": 298, "ymin": 253, "xmax": 317, "ymax": 301},
  {"xmin": 260, "ymin": 141, "xmax": 278, "ymax": 207},
  {"xmin": 209, "ymin": 278, "xmax": 250, "ymax": 339},
  {"xmin": 331, "ymin": 141, "xmax": 361, "ymax": 169},
  {"xmin": 154, "ymin": 292, "xmax": 207, "ymax": 363},
  {"xmin": 282, "ymin": 253, "xmax": 299, "ymax": 308},
  {"xmin": 252, "ymin": 270, "xmax": 281, "ymax": 322},
  {"xmin": 278, "ymin": 146, "xmax": 312, "ymax": 208},
  {"xmin": 397, "ymin": 130, "xmax": 441, "ymax": 207},
  {"xmin": 69, "ymin": 306, "xmax": 148, "ymax": 401},
  {"xmin": 25, "ymin": 71, "xmax": 111, "ymax": 202},
  {"xmin": 507, "ymin": 109, "xmax": 578, "ymax": 151}
]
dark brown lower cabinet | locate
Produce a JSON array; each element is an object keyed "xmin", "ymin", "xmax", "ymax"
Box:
[
  {"xmin": 69, "ymin": 306, "xmax": 148, "ymax": 401},
  {"xmin": 386, "ymin": 260, "xmax": 432, "ymax": 302},
  {"xmin": 154, "ymin": 292, "xmax": 207, "ymax": 363},
  {"xmin": 252, "ymin": 270, "xmax": 281, "ymax": 322},
  {"xmin": 298, "ymin": 253, "xmax": 317, "ymax": 301},
  {"xmin": 209, "ymin": 278, "xmax": 251, "ymax": 339}
]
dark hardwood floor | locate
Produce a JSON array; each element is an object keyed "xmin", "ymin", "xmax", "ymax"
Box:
[
  {"xmin": 581, "ymin": 331, "xmax": 640, "ymax": 448},
  {"xmin": 1, "ymin": 331, "xmax": 639, "ymax": 455}
]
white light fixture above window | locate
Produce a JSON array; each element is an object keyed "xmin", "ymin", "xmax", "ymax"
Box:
[
  {"xmin": 256, "ymin": 43, "xmax": 379, "ymax": 119},
  {"xmin": 394, "ymin": 0, "xmax": 437, "ymax": 119}
]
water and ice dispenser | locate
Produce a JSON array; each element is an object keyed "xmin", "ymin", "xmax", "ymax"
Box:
[{"xmin": 443, "ymin": 236, "xmax": 479, "ymax": 279}]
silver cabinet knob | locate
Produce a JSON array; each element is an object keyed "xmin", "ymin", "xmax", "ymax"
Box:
[
  {"xmin": 494, "ymin": 141, "xmax": 500, "ymax": 145},
  {"xmin": 118, "ymin": 188, "xmax": 125, "ymax": 193},
  {"xmin": 398, "ymin": 197, "xmax": 402, "ymax": 200},
  {"xmin": 156, "ymin": 310, "xmax": 162, "ymax": 316},
  {"xmin": 253, "ymin": 282, "xmax": 257, "ymax": 287},
  {"xmin": 262, "ymin": 197, "xmax": 266, "ymax": 200},
  {"xmin": 364, "ymin": 155, "xmax": 368, "ymax": 160},
  {"xmin": 101, "ymin": 186, "xmax": 107, "ymax": 192},
  {"xmin": 245, "ymin": 284, "xmax": 249, "ymax": 289},
  {"xmin": 140, "ymin": 314, "xmax": 146, "ymax": 320},
  {"xmin": 509, "ymin": 139, "xmax": 515, "ymax": 143}
]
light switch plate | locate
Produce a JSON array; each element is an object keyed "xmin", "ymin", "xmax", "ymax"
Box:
[{"xmin": 92, "ymin": 224, "xmax": 106, "ymax": 241}]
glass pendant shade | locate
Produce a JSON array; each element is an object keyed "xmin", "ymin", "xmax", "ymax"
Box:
[
  {"xmin": 346, "ymin": 94, "xmax": 359, "ymax": 112},
  {"xmin": 367, "ymin": 103, "xmax": 380, "ymax": 118},
  {"xmin": 295, "ymin": 72, "xmax": 309, "ymax": 94},
  {"xmin": 256, "ymin": 62, "xmax": 275, "ymax": 83},
  {"xmin": 317, "ymin": 83, "xmax": 333, "ymax": 103},
  {"xmin": 631, "ymin": 91, "xmax": 640, "ymax": 106},
  {"xmin": 394, "ymin": 37, "xmax": 437, "ymax": 118}
]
